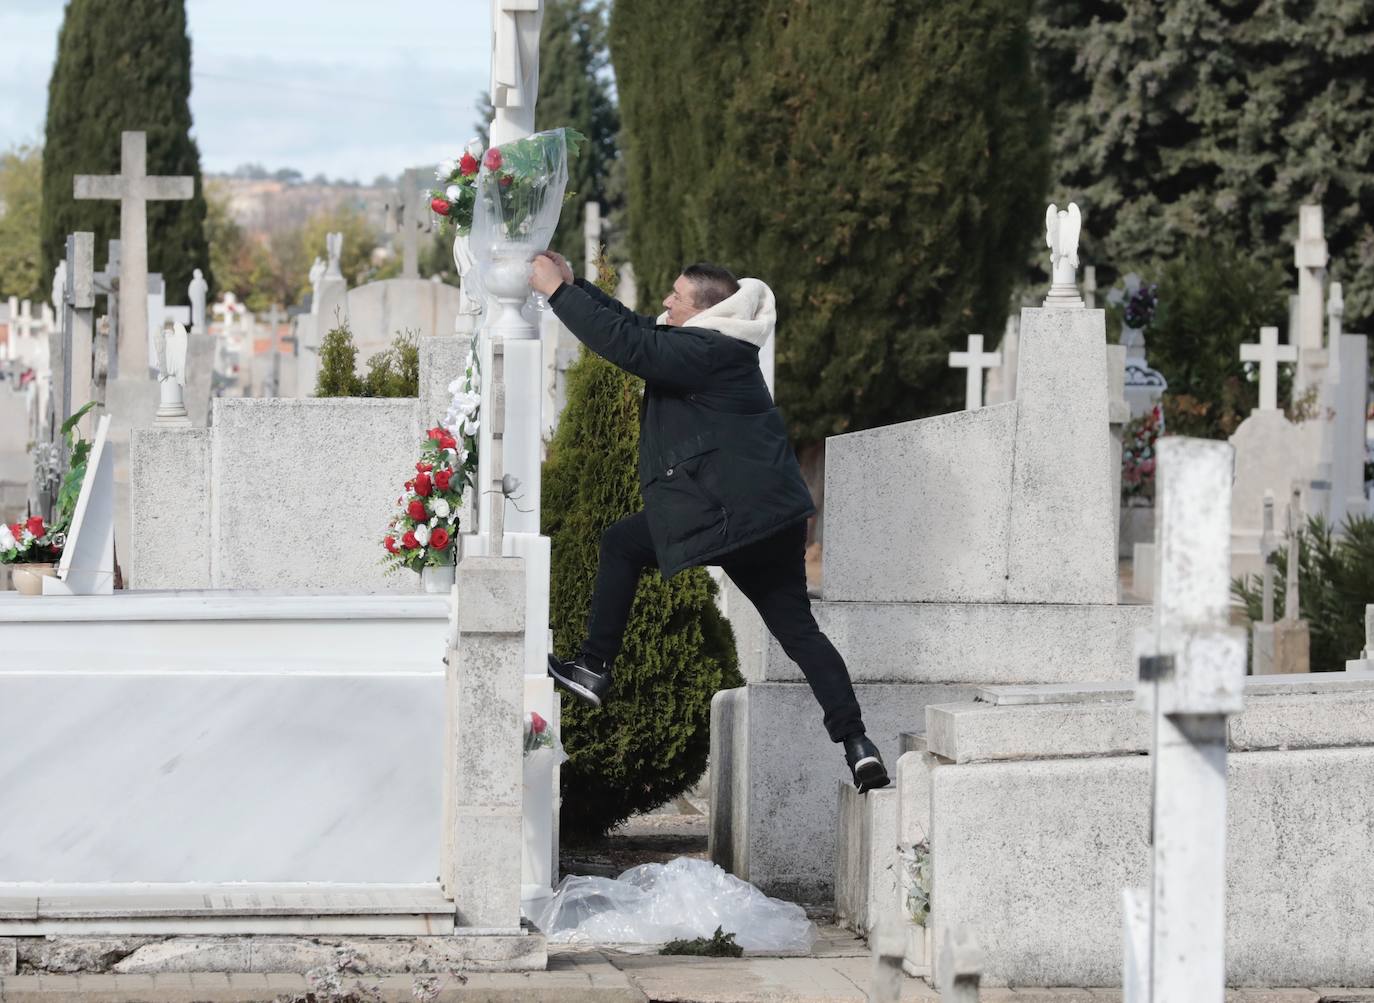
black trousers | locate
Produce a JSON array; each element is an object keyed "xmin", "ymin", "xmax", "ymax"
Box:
[{"xmin": 583, "ymin": 511, "xmax": 866, "ymax": 743}]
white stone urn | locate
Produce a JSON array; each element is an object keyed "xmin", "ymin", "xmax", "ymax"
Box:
[
  {"xmin": 421, "ymin": 562, "xmax": 456, "ymax": 594},
  {"xmin": 480, "ymin": 243, "xmax": 541, "ymax": 342}
]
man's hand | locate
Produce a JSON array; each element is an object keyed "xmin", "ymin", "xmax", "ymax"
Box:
[
  {"xmin": 540, "ymin": 250, "xmax": 575, "ymax": 285},
  {"xmin": 530, "ymin": 254, "xmax": 565, "ymax": 297}
]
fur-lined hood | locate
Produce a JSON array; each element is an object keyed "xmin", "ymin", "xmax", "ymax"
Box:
[{"xmin": 657, "ymin": 278, "xmax": 776, "ymax": 349}]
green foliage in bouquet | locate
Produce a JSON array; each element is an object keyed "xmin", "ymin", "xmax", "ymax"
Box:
[
  {"xmin": 2, "ymin": 401, "xmax": 100, "ymax": 564},
  {"xmin": 479, "ymin": 129, "xmax": 586, "ymax": 241},
  {"xmin": 1233, "ymin": 515, "xmax": 1374, "ymax": 673},
  {"xmin": 661, "ymin": 927, "xmax": 743, "ymax": 958},
  {"xmin": 542, "ymin": 253, "xmax": 741, "ymax": 842}
]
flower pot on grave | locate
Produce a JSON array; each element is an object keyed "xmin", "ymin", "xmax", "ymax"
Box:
[
  {"xmin": 10, "ymin": 562, "xmax": 59, "ymax": 596},
  {"xmin": 420, "ymin": 542, "xmax": 459, "ymax": 594}
]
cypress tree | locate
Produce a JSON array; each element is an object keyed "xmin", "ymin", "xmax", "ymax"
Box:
[
  {"xmin": 611, "ymin": 0, "xmax": 1050, "ymax": 446},
  {"xmin": 534, "ymin": 0, "xmax": 619, "ymax": 266},
  {"xmin": 542, "ymin": 263, "xmax": 741, "ymax": 842},
  {"xmin": 41, "ymin": 0, "xmax": 212, "ymax": 303},
  {"xmin": 1034, "ymin": 0, "xmax": 1374, "ymax": 331}
]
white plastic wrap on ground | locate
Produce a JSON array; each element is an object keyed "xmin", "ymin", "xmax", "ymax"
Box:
[{"xmin": 535, "ymin": 857, "xmax": 816, "ymax": 952}]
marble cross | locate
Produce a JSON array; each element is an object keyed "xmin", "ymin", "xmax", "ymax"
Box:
[
  {"xmin": 386, "ymin": 168, "xmax": 430, "ymax": 279},
  {"xmin": 949, "ymin": 333, "xmax": 1001, "ymax": 410},
  {"xmin": 59, "ymin": 232, "xmax": 96, "ymax": 450},
  {"xmin": 14, "ymin": 300, "xmax": 43, "ymax": 340},
  {"xmin": 74, "ymin": 131, "xmax": 193, "ymax": 379},
  {"xmin": 93, "ymin": 240, "xmax": 121, "ymax": 350},
  {"xmin": 1239, "ymin": 326, "xmax": 1297, "ymax": 413},
  {"xmin": 1293, "ymin": 205, "xmax": 1328, "ymax": 390},
  {"xmin": 490, "ymin": 0, "xmax": 543, "ymax": 145}
]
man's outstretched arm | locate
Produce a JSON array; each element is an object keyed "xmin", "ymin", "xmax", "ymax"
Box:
[
  {"xmin": 533, "ymin": 254, "xmax": 714, "ymax": 391},
  {"xmin": 538, "ymin": 251, "xmax": 655, "ymax": 328}
]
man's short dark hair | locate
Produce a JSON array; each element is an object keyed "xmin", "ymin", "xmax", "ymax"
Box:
[{"xmin": 681, "ymin": 262, "xmax": 740, "ymax": 310}]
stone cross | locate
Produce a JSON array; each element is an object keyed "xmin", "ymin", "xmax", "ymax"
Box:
[
  {"xmin": 1043, "ymin": 202, "xmax": 1085, "ymax": 308},
  {"xmin": 15, "ymin": 300, "xmax": 43, "ymax": 341},
  {"xmin": 1293, "ymin": 204, "xmax": 1328, "ymax": 389},
  {"xmin": 1260, "ymin": 490, "xmax": 1277, "ymax": 625},
  {"xmin": 948, "ymin": 334, "xmax": 1001, "ymax": 410},
  {"xmin": 386, "ymin": 168, "xmax": 430, "ymax": 279},
  {"xmin": 1125, "ymin": 436, "xmax": 1245, "ymax": 1002},
  {"xmin": 188, "ymin": 268, "xmax": 207, "ymax": 334},
  {"xmin": 73, "ymin": 131, "xmax": 194, "ymax": 379},
  {"xmin": 583, "ymin": 201, "xmax": 603, "ymax": 280},
  {"xmin": 489, "ymin": 0, "xmax": 544, "ymax": 146},
  {"xmin": 1239, "ymin": 326, "xmax": 1297, "ymax": 413},
  {"xmin": 1283, "ymin": 483, "xmax": 1302, "ymax": 623},
  {"xmin": 93, "ymin": 240, "xmax": 121, "ymax": 352},
  {"xmin": 59, "ymin": 233, "xmax": 96, "ymax": 452}
]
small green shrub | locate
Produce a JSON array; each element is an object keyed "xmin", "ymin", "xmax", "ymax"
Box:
[
  {"xmin": 1233, "ymin": 515, "xmax": 1374, "ymax": 672},
  {"xmin": 316, "ymin": 324, "xmax": 419, "ymax": 399},
  {"xmin": 315, "ymin": 317, "xmax": 362, "ymax": 397}
]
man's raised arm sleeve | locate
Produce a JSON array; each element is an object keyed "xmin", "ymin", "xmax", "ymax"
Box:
[{"xmin": 550, "ymin": 282, "xmax": 714, "ymax": 391}]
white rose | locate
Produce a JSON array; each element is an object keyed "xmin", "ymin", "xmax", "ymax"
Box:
[
  {"xmin": 447, "ymin": 377, "xmax": 466, "ymax": 395},
  {"xmin": 0, "ymin": 524, "xmax": 14, "ymax": 550},
  {"xmin": 446, "ymin": 184, "xmax": 461, "ymax": 200},
  {"xmin": 465, "ymin": 137, "xmax": 483, "ymax": 158},
  {"xmin": 432, "ymin": 498, "xmax": 451, "ymax": 519},
  {"xmin": 463, "ymin": 418, "xmax": 479, "ymax": 437},
  {"xmin": 437, "ymin": 159, "xmax": 456, "ymax": 178},
  {"xmin": 414, "ymin": 523, "xmax": 431, "ymax": 547}
]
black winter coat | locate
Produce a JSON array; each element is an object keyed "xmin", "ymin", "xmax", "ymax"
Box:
[{"xmin": 548, "ymin": 278, "xmax": 815, "ymax": 577}]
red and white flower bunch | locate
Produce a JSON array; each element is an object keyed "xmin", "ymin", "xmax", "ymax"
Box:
[
  {"xmin": 428, "ymin": 138, "xmax": 486, "ymax": 237},
  {"xmin": 0, "ymin": 515, "xmax": 63, "ymax": 566},
  {"xmin": 381, "ymin": 350, "xmax": 481, "ymax": 574},
  {"xmin": 523, "ymin": 711, "xmax": 554, "ymax": 755},
  {"xmin": 1122, "ymin": 404, "xmax": 1163, "ymax": 502}
]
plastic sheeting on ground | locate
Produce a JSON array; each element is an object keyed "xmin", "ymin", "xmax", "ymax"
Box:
[{"xmin": 534, "ymin": 856, "xmax": 816, "ymax": 952}]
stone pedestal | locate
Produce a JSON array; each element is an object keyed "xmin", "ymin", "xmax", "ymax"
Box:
[
  {"xmin": 1252, "ymin": 619, "xmax": 1312, "ymax": 675},
  {"xmin": 104, "ymin": 376, "xmax": 161, "ymax": 581},
  {"xmin": 442, "ymin": 556, "xmax": 525, "ymax": 931}
]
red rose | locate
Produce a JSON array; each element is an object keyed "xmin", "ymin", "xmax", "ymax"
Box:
[
  {"xmin": 408, "ymin": 499, "xmax": 427, "ymax": 522},
  {"xmin": 426, "ymin": 427, "xmax": 445, "ymax": 443},
  {"xmin": 384, "ymin": 536, "xmax": 398, "ymax": 554},
  {"xmin": 430, "ymin": 527, "xmax": 450, "ymax": 551},
  {"xmin": 26, "ymin": 516, "xmax": 44, "ymax": 538},
  {"xmin": 441, "ymin": 433, "xmax": 458, "ymax": 450},
  {"xmin": 418, "ymin": 462, "xmax": 434, "ymax": 473},
  {"xmin": 530, "ymin": 711, "xmax": 547, "ymax": 735},
  {"xmin": 430, "ymin": 197, "xmax": 451, "ymax": 216},
  {"xmin": 9, "ymin": 523, "xmax": 22, "ymax": 540},
  {"xmin": 414, "ymin": 472, "xmax": 432, "ymax": 497},
  {"xmin": 483, "ymin": 147, "xmax": 502, "ymax": 171},
  {"xmin": 402, "ymin": 530, "xmax": 419, "ymax": 549},
  {"xmin": 434, "ymin": 468, "xmax": 453, "ymax": 491},
  {"xmin": 499, "ymin": 175, "xmax": 512, "ymax": 188},
  {"xmin": 405, "ymin": 479, "xmax": 414, "ymax": 491},
  {"xmin": 459, "ymin": 153, "xmax": 479, "ymax": 176}
]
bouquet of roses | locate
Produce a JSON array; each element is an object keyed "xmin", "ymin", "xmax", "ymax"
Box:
[
  {"xmin": 428, "ymin": 138, "xmax": 485, "ymax": 237},
  {"xmin": 1122, "ymin": 403, "xmax": 1164, "ymax": 502},
  {"xmin": 523, "ymin": 711, "xmax": 554, "ymax": 755},
  {"xmin": 381, "ymin": 346, "xmax": 481, "ymax": 574},
  {"xmin": 0, "ymin": 515, "xmax": 62, "ymax": 565},
  {"xmin": 470, "ymin": 127, "xmax": 585, "ymax": 251}
]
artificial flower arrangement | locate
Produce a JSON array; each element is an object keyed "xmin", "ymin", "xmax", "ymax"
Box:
[
  {"xmin": 523, "ymin": 711, "xmax": 554, "ymax": 756},
  {"xmin": 1, "ymin": 402, "xmax": 98, "ymax": 568},
  {"xmin": 381, "ymin": 343, "xmax": 481, "ymax": 574},
  {"xmin": 1122, "ymin": 403, "xmax": 1164, "ymax": 502},
  {"xmin": 428, "ymin": 138, "xmax": 485, "ymax": 236},
  {"xmin": 428, "ymin": 129, "xmax": 586, "ymax": 240}
]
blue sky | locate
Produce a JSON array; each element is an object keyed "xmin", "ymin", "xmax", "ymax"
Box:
[{"xmin": 0, "ymin": 0, "xmax": 493, "ymax": 181}]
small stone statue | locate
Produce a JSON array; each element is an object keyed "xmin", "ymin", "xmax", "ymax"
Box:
[
  {"xmin": 1043, "ymin": 202, "xmax": 1085, "ymax": 308},
  {"xmin": 153, "ymin": 321, "xmax": 191, "ymax": 427},
  {"xmin": 188, "ymin": 268, "xmax": 208, "ymax": 335},
  {"xmin": 324, "ymin": 233, "xmax": 344, "ymax": 280}
]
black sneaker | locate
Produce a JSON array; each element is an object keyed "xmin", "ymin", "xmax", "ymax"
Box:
[
  {"xmin": 547, "ymin": 653, "xmax": 613, "ymax": 707},
  {"xmin": 844, "ymin": 734, "xmax": 890, "ymax": 793}
]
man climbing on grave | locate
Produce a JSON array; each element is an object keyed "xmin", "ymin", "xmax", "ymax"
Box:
[{"xmin": 530, "ymin": 251, "xmax": 890, "ymax": 793}]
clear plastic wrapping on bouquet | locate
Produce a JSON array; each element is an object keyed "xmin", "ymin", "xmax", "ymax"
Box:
[
  {"xmin": 468, "ymin": 128, "xmax": 575, "ymax": 299},
  {"xmin": 534, "ymin": 857, "xmax": 816, "ymax": 952}
]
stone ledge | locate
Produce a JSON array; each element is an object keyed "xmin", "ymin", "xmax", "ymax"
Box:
[{"xmin": 756, "ymin": 602, "xmax": 1150, "ymax": 685}]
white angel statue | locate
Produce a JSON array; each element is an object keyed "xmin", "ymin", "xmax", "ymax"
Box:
[{"xmin": 1043, "ymin": 202, "xmax": 1085, "ymax": 308}]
